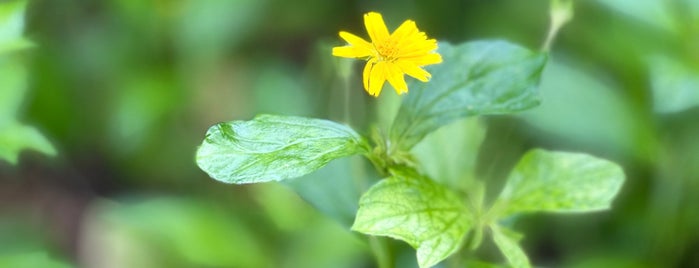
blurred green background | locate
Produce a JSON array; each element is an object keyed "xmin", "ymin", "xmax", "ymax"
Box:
[{"xmin": 1, "ymin": 0, "xmax": 698, "ymax": 267}]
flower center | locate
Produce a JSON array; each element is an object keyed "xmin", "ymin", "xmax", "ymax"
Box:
[{"xmin": 374, "ymin": 38, "xmax": 399, "ymax": 62}]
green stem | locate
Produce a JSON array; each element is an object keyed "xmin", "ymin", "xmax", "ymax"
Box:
[
  {"xmin": 369, "ymin": 236, "xmax": 393, "ymax": 268},
  {"xmin": 542, "ymin": 0, "xmax": 574, "ymax": 51}
]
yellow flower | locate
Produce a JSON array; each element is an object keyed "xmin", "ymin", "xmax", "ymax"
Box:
[{"xmin": 332, "ymin": 12, "xmax": 442, "ymax": 97}]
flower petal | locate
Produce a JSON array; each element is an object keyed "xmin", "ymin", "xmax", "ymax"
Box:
[
  {"xmin": 368, "ymin": 61, "xmax": 387, "ymax": 97},
  {"xmin": 404, "ymin": 53, "xmax": 443, "ymax": 66},
  {"xmin": 385, "ymin": 63, "xmax": 408, "ymax": 94},
  {"xmin": 332, "ymin": 46, "xmax": 371, "ymax": 58},
  {"xmin": 391, "ymin": 20, "xmax": 419, "ymax": 43},
  {"xmin": 363, "ymin": 59, "xmax": 375, "ymax": 91},
  {"xmin": 395, "ymin": 60, "xmax": 431, "ymax": 82},
  {"xmin": 364, "ymin": 12, "xmax": 390, "ymax": 44},
  {"xmin": 339, "ymin": 31, "xmax": 373, "ymax": 52}
]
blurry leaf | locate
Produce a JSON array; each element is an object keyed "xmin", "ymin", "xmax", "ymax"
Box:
[
  {"xmin": 649, "ymin": 55, "xmax": 699, "ymax": 113},
  {"xmin": 196, "ymin": 114, "xmax": 368, "ymax": 184},
  {"xmin": 0, "ymin": 59, "xmax": 26, "ymax": 122},
  {"xmin": 411, "ymin": 117, "xmax": 486, "ymax": 191},
  {"xmin": 495, "ymin": 149, "xmax": 625, "ymax": 216},
  {"xmin": 593, "ymin": 0, "xmax": 675, "ymax": 33},
  {"xmin": 252, "ymin": 62, "xmax": 313, "ymax": 116},
  {"xmin": 491, "ymin": 225, "xmax": 530, "ymax": 268},
  {"xmin": 109, "ymin": 74, "xmax": 178, "ymax": 154},
  {"xmin": 285, "ymin": 156, "xmax": 375, "ymax": 227},
  {"xmin": 352, "ymin": 169, "xmax": 471, "ymax": 268},
  {"xmin": 0, "ymin": 37, "xmax": 32, "ymax": 55},
  {"xmin": 0, "ymin": 252, "xmax": 72, "ymax": 268},
  {"xmin": 0, "ymin": 0, "xmax": 27, "ymax": 48},
  {"xmin": 519, "ymin": 59, "xmax": 647, "ymax": 158},
  {"xmin": 176, "ymin": 0, "xmax": 265, "ymax": 63},
  {"xmin": 390, "ymin": 41, "xmax": 546, "ymax": 150},
  {"xmin": 0, "ymin": 122, "xmax": 56, "ymax": 164},
  {"xmin": 84, "ymin": 197, "xmax": 270, "ymax": 268}
]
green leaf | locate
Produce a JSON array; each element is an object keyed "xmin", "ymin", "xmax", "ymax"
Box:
[
  {"xmin": 649, "ymin": 55, "xmax": 699, "ymax": 113},
  {"xmin": 411, "ymin": 117, "xmax": 486, "ymax": 191},
  {"xmin": 390, "ymin": 41, "xmax": 546, "ymax": 149},
  {"xmin": 0, "ymin": 0, "xmax": 28, "ymax": 48},
  {"xmin": 352, "ymin": 169, "xmax": 471, "ymax": 268},
  {"xmin": 0, "ymin": 252, "xmax": 72, "ymax": 268},
  {"xmin": 518, "ymin": 59, "xmax": 648, "ymax": 159},
  {"xmin": 0, "ymin": 122, "xmax": 56, "ymax": 164},
  {"xmin": 495, "ymin": 149, "xmax": 625, "ymax": 216},
  {"xmin": 491, "ymin": 225, "xmax": 530, "ymax": 268},
  {"xmin": 196, "ymin": 114, "xmax": 368, "ymax": 184},
  {"xmin": 0, "ymin": 58, "xmax": 26, "ymax": 123}
]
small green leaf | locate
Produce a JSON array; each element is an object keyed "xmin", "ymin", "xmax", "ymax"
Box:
[
  {"xmin": 390, "ymin": 41, "xmax": 546, "ymax": 149},
  {"xmin": 352, "ymin": 169, "xmax": 471, "ymax": 268},
  {"xmin": 491, "ymin": 225, "xmax": 530, "ymax": 268},
  {"xmin": 196, "ymin": 114, "xmax": 368, "ymax": 184},
  {"xmin": 495, "ymin": 149, "xmax": 625, "ymax": 216},
  {"xmin": 0, "ymin": 122, "xmax": 57, "ymax": 164}
]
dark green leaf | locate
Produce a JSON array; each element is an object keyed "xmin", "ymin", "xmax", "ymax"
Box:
[
  {"xmin": 390, "ymin": 41, "xmax": 546, "ymax": 149},
  {"xmin": 196, "ymin": 114, "xmax": 368, "ymax": 184},
  {"xmin": 352, "ymin": 169, "xmax": 471, "ymax": 268},
  {"xmin": 495, "ymin": 149, "xmax": 625, "ymax": 216}
]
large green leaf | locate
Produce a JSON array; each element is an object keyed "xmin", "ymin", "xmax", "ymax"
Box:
[
  {"xmin": 495, "ymin": 149, "xmax": 625, "ymax": 216},
  {"xmin": 390, "ymin": 41, "xmax": 546, "ymax": 149},
  {"xmin": 196, "ymin": 114, "xmax": 368, "ymax": 184},
  {"xmin": 352, "ymin": 169, "xmax": 471, "ymax": 268},
  {"xmin": 491, "ymin": 225, "xmax": 530, "ymax": 268}
]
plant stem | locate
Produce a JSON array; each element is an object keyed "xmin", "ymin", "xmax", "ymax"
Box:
[
  {"xmin": 542, "ymin": 0, "xmax": 574, "ymax": 51},
  {"xmin": 369, "ymin": 236, "xmax": 393, "ymax": 268}
]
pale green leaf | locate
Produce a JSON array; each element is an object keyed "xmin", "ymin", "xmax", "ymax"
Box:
[
  {"xmin": 649, "ymin": 55, "xmax": 699, "ymax": 113},
  {"xmin": 0, "ymin": 37, "xmax": 32, "ymax": 55},
  {"xmin": 0, "ymin": 58, "xmax": 26, "ymax": 123},
  {"xmin": 196, "ymin": 114, "xmax": 368, "ymax": 184},
  {"xmin": 518, "ymin": 59, "xmax": 648, "ymax": 159},
  {"xmin": 0, "ymin": 122, "xmax": 56, "ymax": 164},
  {"xmin": 491, "ymin": 225, "xmax": 530, "ymax": 268},
  {"xmin": 352, "ymin": 170, "xmax": 471, "ymax": 268},
  {"xmin": 0, "ymin": 252, "xmax": 72, "ymax": 268},
  {"xmin": 0, "ymin": 0, "xmax": 27, "ymax": 46},
  {"xmin": 390, "ymin": 41, "xmax": 546, "ymax": 149},
  {"xmin": 496, "ymin": 149, "xmax": 625, "ymax": 216},
  {"xmin": 412, "ymin": 117, "xmax": 486, "ymax": 191}
]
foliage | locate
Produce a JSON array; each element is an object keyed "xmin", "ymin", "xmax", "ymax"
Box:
[
  {"xmin": 196, "ymin": 34, "xmax": 626, "ymax": 266},
  {"xmin": 0, "ymin": 0, "xmax": 54, "ymax": 164}
]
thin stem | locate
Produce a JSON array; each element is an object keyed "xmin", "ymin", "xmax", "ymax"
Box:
[{"xmin": 542, "ymin": 0, "xmax": 574, "ymax": 51}]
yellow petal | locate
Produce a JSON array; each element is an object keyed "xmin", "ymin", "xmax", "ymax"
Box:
[
  {"xmin": 395, "ymin": 60, "xmax": 431, "ymax": 82},
  {"xmin": 404, "ymin": 53, "xmax": 443, "ymax": 66},
  {"xmin": 339, "ymin": 31, "xmax": 373, "ymax": 52},
  {"xmin": 368, "ymin": 61, "xmax": 387, "ymax": 97},
  {"xmin": 332, "ymin": 46, "xmax": 371, "ymax": 58},
  {"xmin": 391, "ymin": 20, "xmax": 419, "ymax": 43},
  {"xmin": 364, "ymin": 12, "xmax": 390, "ymax": 44},
  {"xmin": 362, "ymin": 59, "xmax": 375, "ymax": 91},
  {"xmin": 385, "ymin": 63, "xmax": 408, "ymax": 94}
]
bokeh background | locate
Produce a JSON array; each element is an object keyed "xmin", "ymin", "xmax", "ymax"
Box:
[{"xmin": 1, "ymin": 0, "xmax": 698, "ymax": 267}]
